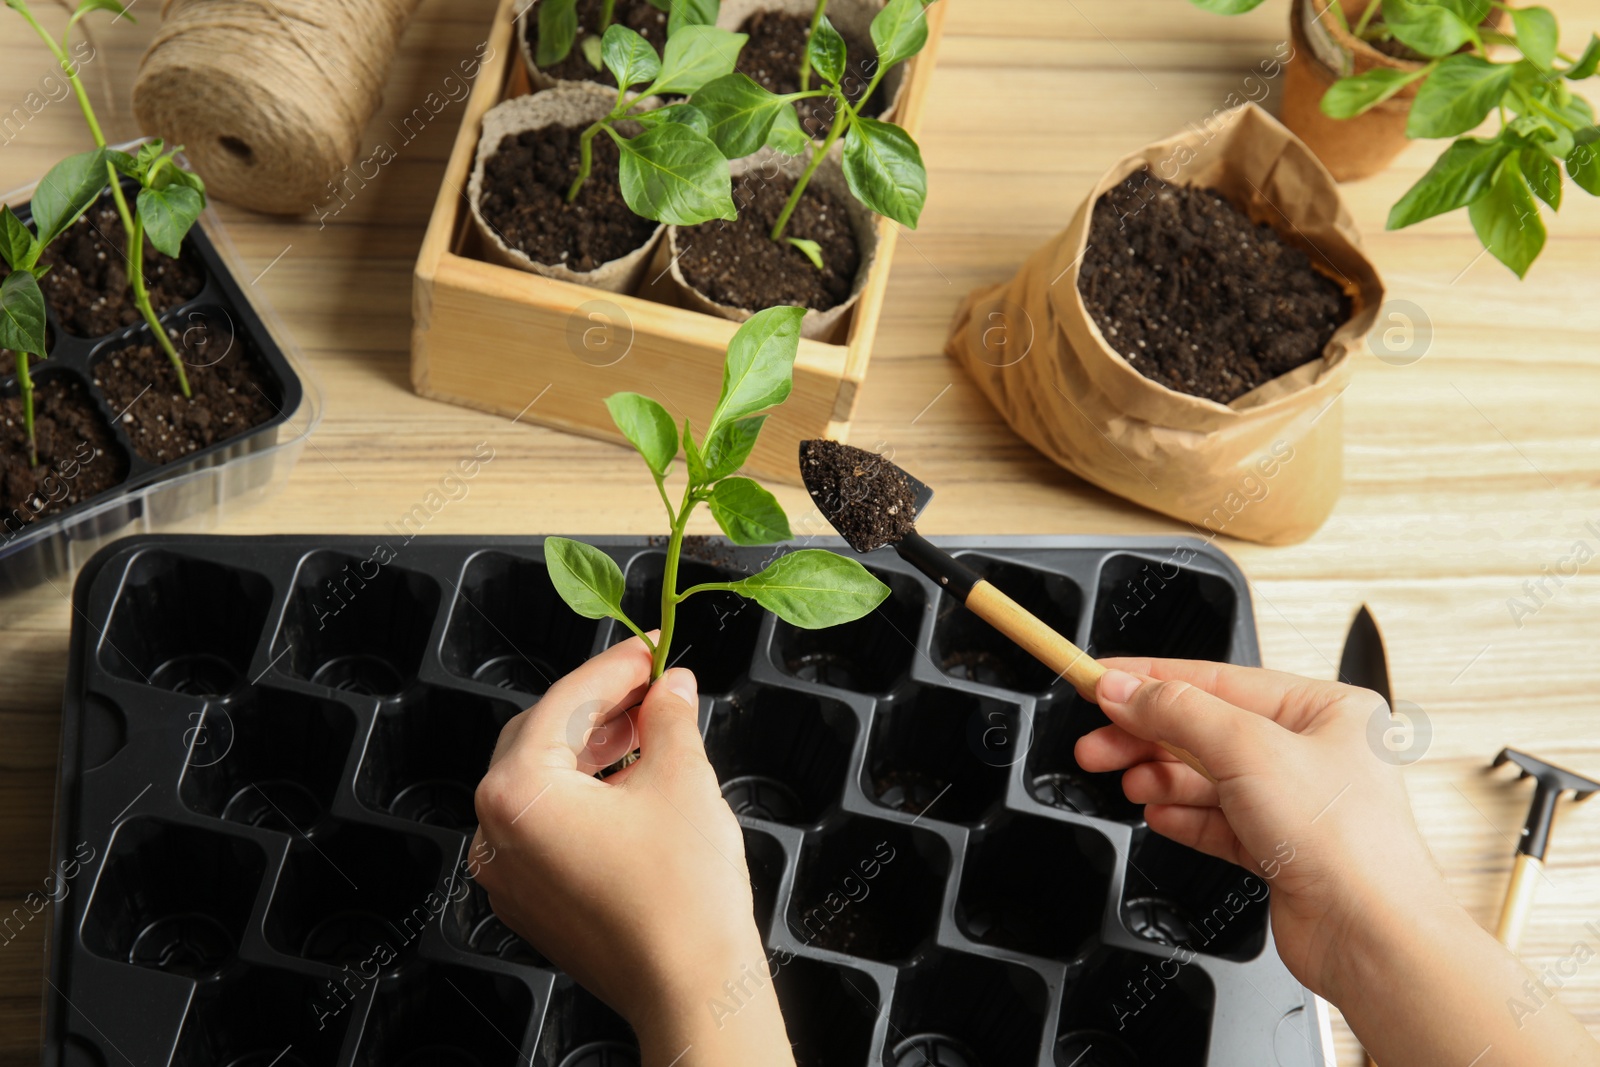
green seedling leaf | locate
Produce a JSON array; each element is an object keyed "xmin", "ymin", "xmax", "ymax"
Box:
[
  {"xmin": 137, "ymin": 183, "xmax": 204, "ymax": 258},
  {"xmin": 708, "ymin": 476, "xmax": 792, "ymax": 544},
  {"xmin": 1567, "ymin": 127, "xmax": 1600, "ymax": 195},
  {"xmin": 692, "ymin": 73, "xmax": 796, "ymax": 158},
  {"xmin": 807, "ymin": 16, "xmax": 847, "ymax": 86},
  {"xmin": 1509, "ymin": 5, "xmax": 1558, "ymax": 70},
  {"xmin": 545, "ymin": 536, "xmax": 631, "ymax": 622},
  {"xmin": 166, "ymin": 165, "xmax": 207, "ymax": 196},
  {"xmin": 697, "ymin": 415, "xmax": 764, "ymax": 482},
  {"xmin": 1387, "ymin": 135, "xmax": 1509, "ymax": 228},
  {"xmin": 69, "ymin": 0, "xmax": 130, "ymax": 31},
  {"xmin": 1568, "ymin": 34, "xmax": 1600, "ymax": 80},
  {"xmin": 0, "ymin": 207, "xmax": 39, "ymax": 272},
  {"xmin": 0, "ymin": 270, "xmax": 47, "ymax": 359},
  {"xmin": 842, "ymin": 117, "xmax": 927, "ymax": 228},
  {"xmin": 1382, "ymin": 0, "xmax": 1476, "ymax": 56},
  {"xmin": 1186, "ymin": 0, "xmax": 1269, "ymax": 11},
  {"xmin": 1321, "ymin": 66, "xmax": 1428, "ymax": 119},
  {"xmin": 606, "ymin": 391, "xmax": 679, "ymax": 476},
  {"xmin": 602, "ymin": 24, "xmax": 660, "ymax": 89},
  {"xmin": 633, "ymin": 102, "xmax": 712, "ymax": 136},
  {"xmin": 582, "ymin": 34, "xmax": 605, "ymax": 71},
  {"xmin": 1468, "ymin": 154, "xmax": 1545, "ymax": 277},
  {"xmin": 614, "ymin": 122, "xmax": 736, "ymax": 225},
  {"xmin": 871, "ymin": 0, "xmax": 930, "ymax": 70},
  {"xmin": 107, "ymin": 150, "xmax": 140, "ymax": 179},
  {"xmin": 731, "ymin": 549, "xmax": 890, "ymax": 628},
  {"xmin": 787, "ymin": 236, "xmax": 825, "ymax": 269},
  {"xmin": 536, "ymin": 0, "xmax": 579, "ymax": 68},
  {"xmin": 682, "ymin": 416, "xmax": 708, "ymax": 482},
  {"xmin": 136, "ymin": 140, "xmax": 165, "ymax": 171},
  {"xmin": 765, "ymin": 103, "xmax": 811, "ymax": 154},
  {"xmin": 668, "ymin": 0, "xmax": 718, "ymax": 35},
  {"xmin": 710, "ymin": 304, "xmax": 804, "ymax": 433},
  {"xmin": 1520, "ymin": 146, "xmax": 1562, "ymax": 210},
  {"xmin": 1408, "ymin": 55, "xmax": 1515, "ymax": 138},
  {"xmin": 31, "ymin": 148, "xmax": 107, "ymax": 246},
  {"xmin": 648, "ymin": 25, "xmax": 747, "ymax": 96}
]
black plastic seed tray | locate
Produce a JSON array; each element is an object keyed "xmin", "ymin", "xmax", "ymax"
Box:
[
  {"xmin": 46, "ymin": 534, "xmax": 1331, "ymax": 1067},
  {"xmin": 1, "ymin": 174, "xmax": 312, "ymax": 595}
]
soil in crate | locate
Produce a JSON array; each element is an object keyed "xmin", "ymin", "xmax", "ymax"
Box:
[
  {"xmin": 678, "ymin": 172, "xmax": 860, "ymax": 312},
  {"xmin": 524, "ymin": 0, "xmax": 669, "ymax": 86},
  {"xmin": 479, "ymin": 124, "xmax": 659, "ymax": 272},
  {"xmin": 1078, "ymin": 171, "xmax": 1350, "ymax": 405},
  {"xmin": 0, "ymin": 377, "xmax": 127, "ymax": 523},
  {"xmin": 34, "ymin": 204, "xmax": 206, "ymax": 337},
  {"xmin": 735, "ymin": 10, "xmax": 888, "ymax": 137}
]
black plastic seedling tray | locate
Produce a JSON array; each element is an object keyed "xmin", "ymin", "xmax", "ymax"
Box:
[
  {"xmin": 0, "ymin": 179, "xmax": 308, "ymax": 595},
  {"xmin": 45, "ymin": 534, "xmax": 1331, "ymax": 1067}
]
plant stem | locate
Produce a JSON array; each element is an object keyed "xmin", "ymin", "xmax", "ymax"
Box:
[
  {"xmin": 568, "ymin": 119, "xmax": 607, "ymax": 202},
  {"xmin": 1518, "ymin": 87, "xmax": 1581, "ymax": 130},
  {"xmin": 15, "ymin": 354, "xmax": 37, "ymax": 468},
  {"xmin": 770, "ymin": 90, "xmax": 851, "ymax": 241},
  {"xmin": 652, "ymin": 483, "xmax": 699, "ymax": 680},
  {"xmin": 1353, "ymin": 0, "xmax": 1383, "ymax": 39},
  {"xmin": 799, "ymin": 0, "xmax": 829, "ymax": 91}
]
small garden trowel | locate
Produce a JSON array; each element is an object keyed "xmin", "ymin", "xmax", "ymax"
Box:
[{"xmin": 799, "ymin": 439, "xmax": 1214, "ymax": 783}]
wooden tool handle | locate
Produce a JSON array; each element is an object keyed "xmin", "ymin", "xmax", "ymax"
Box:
[
  {"xmin": 1494, "ymin": 852, "xmax": 1542, "ymax": 951},
  {"xmin": 964, "ymin": 580, "xmax": 1216, "ymax": 784}
]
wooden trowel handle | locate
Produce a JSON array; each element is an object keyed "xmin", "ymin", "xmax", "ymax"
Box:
[{"xmin": 965, "ymin": 580, "xmax": 1216, "ymax": 785}]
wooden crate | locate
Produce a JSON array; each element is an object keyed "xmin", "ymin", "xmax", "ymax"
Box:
[{"xmin": 411, "ymin": 0, "xmax": 947, "ymax": 484}]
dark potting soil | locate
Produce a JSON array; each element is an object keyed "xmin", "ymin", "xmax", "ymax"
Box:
[
  {"xmin": 0, "ymin": 377, "xmax": 127, "ymax": 529},
  {"xmin": 1078, "ymin": 171, "xmax": 1349, "ymax": 405},
  {"xmin": 478, "ymin": 124, "xmax": 660, "ymax": 272},
  {"xmin": 525, "ymin": 0, "xmax": 669, "ymax": 86},
  {"xmin": 92, "ymin": 320, "xmax": 277, "ymax": 465},
  {"xmin": 735, "ymin": 10, "xmax": 888, "ymax": 138},
  {"xmin": 33, "ymin": 204, "xmax": 205, "ymax": 338},
  {"xmin": 799, "ymin": 438, "xmax": 915, "ymax": 553},
  {"xmin": 677, "ymin": 172, "xmax": 859, "ymax": 313}
]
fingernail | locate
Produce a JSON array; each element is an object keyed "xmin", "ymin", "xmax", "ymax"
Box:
[
  {"xmin": 659, "ymin": 668, "xmax": 698, "ymax": 706},
  {"xmin": 1099, "ymin": 669, "xmax": 1140, "ymax": 705}
]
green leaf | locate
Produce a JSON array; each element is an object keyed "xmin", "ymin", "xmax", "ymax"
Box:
[
  {"xmin": 1382, "ymin": 0, "xmax": 1476, "ymax": 57},
  {"xmin": 166, "ymin": 165, "xmax": 207, "ymax": 196},
  {"xmin": 535, "ymin": 0, "xmax": 579, "ymax": 68},
  {"xmin": 787, "ymin": 236, "xmax": 825, "ymax": 269},
  {"xmin": 613, "ymin": 122, "xmax": 736, "ymax": 225},
  {"xmin": 602, "ymin": 24, "xmax": 660, "ymax": 89},
  {"xmin": 807, "ymin": 16, "xmax": 847, "ymax": 86},
  {"xmin": 870, "ymin": 0, "xmax": 930, "ymax": 70},
  {"xmin": 69, "ymin": 0, "xmax": 130, "ymax": 31},
  {"xmin": 1520, "ymin": 146, "xmax": 1562, "ymax": 209},
  {"xmin": 683, "ymin": 417, "xmax": 708, "ymax": 482},
  {"xmin": 0, "ymin": 207, "xmax": 38, "ymax": 272},
  {"xmin": 842, "ymin": 117, "xmax": 926, "ymax": 228},
  {"xmin": 647, "ymin": 24, "xmax": 747, "ymax": 96},
  {"xmin": 632, "ymin": 102, "xmax": 712, "ymax": 137},
  {"xmin": 765, "ymin": 103, "xmax": 811, "ymax": 154},
  {"xmin": 1186, "ymin": 0, "xmax": 1269, "ymax": 10},
  {"xmin": 1320, "ymin": 67, "xmax": 1429, "ymax": 119},
  {"xmin": 136, "ymin": 183, "xmax": 203, "ymax": 258},
  {"xmin": 708, "ymin": 477, "xmax": 792, "ymax": 544},
  {"xmin": 1567, "ymin": 34, "xmax": 1600, "ymax": 80},
  {"xmin": 581, "ymin": 34, "xmax": 605, "ymax": 71},
  {"xmin": 1468, "ymin": 154, "xmax": 1545, "ymax": 277},
  {"xmin": 697, "ymin": 415, "xmax": 764, "ymax": 481},
  {"xmin": 668, "ymin": 0, "xmax": 718, "ymax": 35},
  {"xmin": 544, "ymin": 537, "xmax": 631, "ymax": 623},
  {"xmin": 1387, "ymin": 136, "xmax": 1509, "ymax": 228},
  {"xmin": 1567, "ymin": 127, "xmax": 1600, "ymax": 195},
  {"xmin": 30, "ymin": 148, "xmax": 107, "ymax": 245},
  {"xmin": 107, "ymin": 150, "xmax": 140, "ymax": 179},
  {"xmin": 1509, "ymin": 5, "xmax": 1558, "ymax": 70},
  {"xmin": 605, "ymin": 392, "xmax": 679, "ymax": 476},
  {"xmin": 691, "ymin": 73, "xmax": 795, "ymax": 158},
  {"xmin": 0, "ymin": 271, "xmax": 47, "ymax": 359},
  {"xmin": 731, "ymin": 549, "xmax": 890, "ymax": 628},
  {"xmin": 1407, "ymin": 55, "xmax": 1515, "ymax": 138},
  {"xmin": 710, "ymin": 304, "xmax": 804, "ymax": 433}
]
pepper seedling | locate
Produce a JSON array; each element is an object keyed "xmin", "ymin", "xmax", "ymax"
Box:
[
  {"xmin": 536, "ymin": 0, "xmax": 720, "ymax": 72},
  {"xmin": 7, "ymin": 0, "xmax": 208, "ymax": 391},
  {"xmin": 1191, "ymin": 0, "xmax": 1600, "ymax": 278},
  {"xmin": 689, "ymin": 0, "xmax": 935, "ymax": 267},
  {"xmin": 544, "ymin": 305, "xmax": 890, "ymax": 680},
  {"xmin": 0, "ymin": 150, "xmax": 109, "ymax": 467},
  {"xmin": 563, "ymin": 20, "xmax": 749, "ymax": 225}
]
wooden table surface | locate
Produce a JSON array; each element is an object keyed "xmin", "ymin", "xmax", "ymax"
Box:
[{"xmin": 4, "ymin": 1, "xmax": 1599, "ymax": 1063}]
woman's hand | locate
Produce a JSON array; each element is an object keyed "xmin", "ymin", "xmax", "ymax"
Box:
[{"xmin": 471, "ymin": 637, "xmax": 794, "ymax": 1067}]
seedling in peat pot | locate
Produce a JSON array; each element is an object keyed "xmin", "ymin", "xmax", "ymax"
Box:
[
  {"xmin": 538, "ymin": 0, "xmax": 721, "ymax": 72},
  {"xmin": 691, "ymin": 0, "xmax": 935, "ymax": 267},
  {"xmin": 8, "ymin": 0, "xmax": 208, "ymax": 389},
  {"xmin": 563, "ymin": 19, "xmax": 751, "ymax": 225},
  {"xmin": 544, "ymin": 305, "xmax": 890, "ymax": 680},
  {"xmin": 1193, "ymin": 0, "xmax": 1600, "ymax": 277}
]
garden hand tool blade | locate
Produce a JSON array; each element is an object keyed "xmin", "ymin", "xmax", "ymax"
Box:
[
  {"xmin": 798, "ymin": 439, "xmax": 1214, "ymax": 784},
  {"xmin": 1338, "ymin": 603, "xmax": 1392, "ymax": 708},
  {"xmin": 1489, "ymin": 749, "xmax": 1600, "ymax": 951}
]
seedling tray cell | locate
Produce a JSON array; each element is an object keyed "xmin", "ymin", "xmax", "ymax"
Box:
[{"xmin": 46, "ymin": 535, "xmax": 1331, "ymax": 1066}]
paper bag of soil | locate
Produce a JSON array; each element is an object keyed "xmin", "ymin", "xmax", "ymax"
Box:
[{"xmin": 945, "ymin": 103, "xmax": 1383, "ymax": 545}]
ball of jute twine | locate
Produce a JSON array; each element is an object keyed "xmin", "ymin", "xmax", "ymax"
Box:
[{"xmin": 132, "ymin": 0, "xmax": 421, "ymax": 216}]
